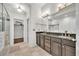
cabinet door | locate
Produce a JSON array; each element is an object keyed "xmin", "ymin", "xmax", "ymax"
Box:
[
  {"xmin": 51, "ymin": 41, "xmax": 62, "ymax": 56},
  {"xmin": 45, "ymin": 36, "xmax": 50, "ymax": 53},
  {"xmin": 40, "ymin": 35, "xmax": 44, "ymax": 48},
  {"xmin": 36, "ymin": 33, "xmax": 38, "ymax": 44},
  {"xmin": 36, "ymin": 33, "xmax": 40, "ymax": 45},
  {"xmin": 62, "ymin": 45, "xmax": 75, "ymax": 56},
  {"xmin": 45, "ymin": 39, "xmax": 50, "ymax": 48}
]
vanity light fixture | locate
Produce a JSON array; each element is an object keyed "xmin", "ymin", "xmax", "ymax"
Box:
[
  {"xmin": 56, "ymin": 3, "xmax": 72, "ymax": 12},
  {"xmin": 57, "ymin": 3, "xmax": 65, "ymax": 11},
  {"xmin": 41, "ymin": 10, "xmax": 50, "ymax": 18},
  {"xmin": 17, "ymin": 6, "xmax": 23, "ymax": 12},
  {"xmin": 58, "ymin": 4, "xmax": 65, "ymax": 9}
]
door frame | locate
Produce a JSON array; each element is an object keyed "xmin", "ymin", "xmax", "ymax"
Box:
[{"xmin": 14, "ymin": 19, "xmax": 24, "ymax": 44}]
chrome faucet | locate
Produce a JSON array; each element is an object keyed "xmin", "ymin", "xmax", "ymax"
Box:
[{"xmin": 65, "ymin": 30, "xmax": 68, "ymax": 36}]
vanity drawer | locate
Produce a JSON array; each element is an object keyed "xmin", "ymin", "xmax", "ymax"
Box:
[
  {"xmin": 51, "ymin": 37, "xmax": 61, "ymax": 43},
  {"xmin": 45, "ymin": 36, "xmax": 50, "ymax": 40},
  {"xmin": 62, "ymin": 39, "xmax": 76, "ymax": 47}
]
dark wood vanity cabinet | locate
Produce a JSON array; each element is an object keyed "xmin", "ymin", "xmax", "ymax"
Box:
[
  {"xmin": 62, "ymin": 39, "xmax": 76, "ymax": 56},
  {"xmin": 40, "ymin": 35, "xmax": 45, "ymax": 48},
  {"xmin": 50, "ymin": 38, "xmax": 62, "ymax": 56},
  {"xmin": 44, "ymin": 36, "xmax": 51, "ymax": 53},
  {"xmin": 36, "ymin": 33, "xmax": 40, "ymax": 46},
  {"xmin": 62, "ymin": 45, "xmax": 75, "ymax": 56},
  {"xmin": 36, "ymin": 32, "xmax": 76, "ymax": 56}
]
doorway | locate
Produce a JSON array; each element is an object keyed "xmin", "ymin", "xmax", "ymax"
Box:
[{"xmin": 14, "ymin": 20, "xmax": 24, "ymax": 44}]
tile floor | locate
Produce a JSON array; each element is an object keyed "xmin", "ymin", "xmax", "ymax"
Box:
[{"xmin": 0, "ymin": 42, "xmax": 51, "ymax": 56}]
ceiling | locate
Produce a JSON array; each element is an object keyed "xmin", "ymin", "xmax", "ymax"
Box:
[{"xmin": 3, "ymin": 3, "xmax": 30, "ymax": 16}]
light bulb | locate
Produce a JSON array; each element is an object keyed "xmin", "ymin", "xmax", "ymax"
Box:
[{"xmin": 57, "ymin": 4, "xmax": 65, "ymax": 10}]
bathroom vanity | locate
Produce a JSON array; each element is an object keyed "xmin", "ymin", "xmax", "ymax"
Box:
[{"xmin": 36, "ymin": 32, "xmax": 76, "ymax": 56}]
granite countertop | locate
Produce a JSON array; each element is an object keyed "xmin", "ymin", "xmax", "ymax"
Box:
[
  {"xmin": 36, "ymin": 31, "xmax": 76, "ymax": 35},
  {"xmin": 40, "ymin": 33, "xmax": 76, "ymax": 41}
]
